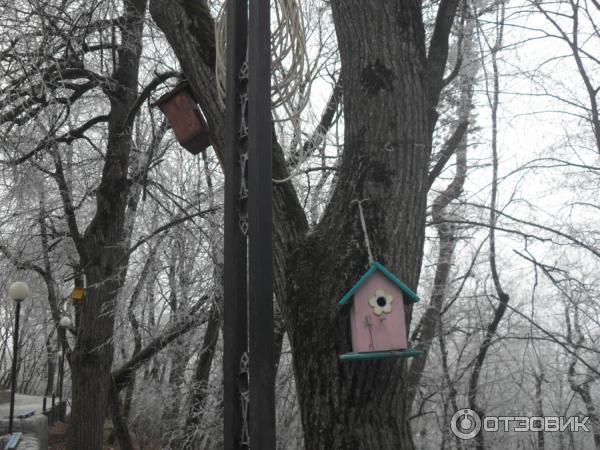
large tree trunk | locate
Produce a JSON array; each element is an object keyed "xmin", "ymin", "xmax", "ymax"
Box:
[
  {"xmin": 284, "ymin": 4, "xmax": 432, "ymax": 448},
  {"xmin": 68, "ymin": 268, "xmax": 127, "ymax": 449},
  {"xmin": 65, "ymin": 0, "xmax": 147, "ymax": 448}
]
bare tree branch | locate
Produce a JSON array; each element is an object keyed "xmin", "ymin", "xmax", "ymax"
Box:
[
  {"xmin": 50, "ymin": 146, "xmax": 84, "ymax": 255},
  {"xmin": 112, "ymin": 296, "xmax": 209, "ymax": 391},
  {"xmin": 288, "ymin": 77, "xmax": 342, "ymax": 168},
  {"xmin": 427, "ymin": 120, "xmax": 469, "ymax": 189},
  {"xmin": 426, "ymin": 0, "xmax": 462, "ymax": 127}
]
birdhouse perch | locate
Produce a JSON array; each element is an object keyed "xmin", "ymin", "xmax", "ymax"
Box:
[{"xmin": 338, "ymin": 262, "xmax": 424, "ymax": 361}]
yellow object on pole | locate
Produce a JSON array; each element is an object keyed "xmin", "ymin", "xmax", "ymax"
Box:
[{"xmin": 70, "ymin": 287, "xmax": 85, "ymax": 302}]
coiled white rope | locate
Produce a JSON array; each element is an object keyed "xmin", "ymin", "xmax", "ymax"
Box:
[{"xmin": 215, "ymin": 0, "xmax": 309, "ymax": 119}]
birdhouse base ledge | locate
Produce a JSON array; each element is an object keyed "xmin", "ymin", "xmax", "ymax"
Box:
[{"xmin": 339, "ymin": 349, "xmax": 425, "ymax": 361}]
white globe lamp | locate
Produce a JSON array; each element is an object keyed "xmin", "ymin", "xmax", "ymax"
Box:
[
  {"xmin": 59, "ymin": 316, "xmax": 73, "ymax": 329},
  {"xmin": 8, "ymin": 282, "xmax": 30, "ymax": 302}
]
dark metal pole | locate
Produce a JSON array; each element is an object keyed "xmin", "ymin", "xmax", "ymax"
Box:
[
  {"xmin": 51, "ymin": 393, "xmax": 56, "ymax": 425},
  {"xmin": 223, "ymin": 0, "xmax": 249, "ymax": 448},
  {"xmin": 58, "ymin": 354, "xmax": 64, "ymax": 401},
  {"xmin": 58, "ymin": 337, "xmax": 65, "ymax": 420},
  {"xmin": 248, "ymin": 0, "xmax": 275, "ymax": 447},
  {"xmin": 9, "ymin": 300, "xmax": 21, "ymax": 434}
]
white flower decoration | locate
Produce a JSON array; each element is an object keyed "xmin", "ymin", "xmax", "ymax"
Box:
[{"xmin": 368, "ymin": 289, "xmax": 394, "ymax": 316}]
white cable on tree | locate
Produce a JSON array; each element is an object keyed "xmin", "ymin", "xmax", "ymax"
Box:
[{"xmin": 215, "ymin": 0, "xmax": 309, "ymax": 118}]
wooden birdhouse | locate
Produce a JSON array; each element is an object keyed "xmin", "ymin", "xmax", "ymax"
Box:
[
  {"xmin": 154, "ymin": 82, "xmax": 211, "ymax": 155},
  {"xmin": 338, "ymin": 262, "xmax": 424, "ymax": 361}
]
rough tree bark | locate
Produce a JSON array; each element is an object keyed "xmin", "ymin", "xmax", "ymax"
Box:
[
  {"xmin": 285, "ymin": 3, "xmax": 454, "ymax": 447},
  {"xmin": 566, "ymin": 307, "xmax": 600, "ymax": 450},
  {"xmin": 63, "ymin": 0, "xmax": 148, "ymax": 448},
  {"xmin": 535, "ymin": 371, "xmax": 546, "ymax": 450},
  {"xmin": 149, "ymin": 0, "xmax": 459, "ymax": 448}
]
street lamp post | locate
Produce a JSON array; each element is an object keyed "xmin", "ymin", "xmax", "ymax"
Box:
[
  {"xmin": 57, "ymin": 316, "xmax": 72, "ymax": 421},
  {"xmin": 7, "ymin": 282, "xmax": 29, "ymax": 434}
]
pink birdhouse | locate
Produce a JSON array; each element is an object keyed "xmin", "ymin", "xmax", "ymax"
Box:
[{"xmin": 339, "ymin": 262, "xmax": 423, "ymax": 361}]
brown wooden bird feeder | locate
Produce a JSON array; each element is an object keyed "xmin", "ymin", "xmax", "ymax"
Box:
[{"xmin": 154, "ymin": 82, "xmax": 211, "ymax": 155}]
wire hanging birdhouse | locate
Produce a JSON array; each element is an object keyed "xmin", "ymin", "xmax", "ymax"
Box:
[
  {"xmin": 338, "ymin": 262, "xmax": 424, "ymax": 361},
  {"xmin": 154, "ymin": 82, "xmax": 211, "ymax": 155}
]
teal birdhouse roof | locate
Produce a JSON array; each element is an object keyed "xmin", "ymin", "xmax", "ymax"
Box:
[{"xmin": 339, "ymin": 261, "xmax": 420, "ymax": 305}]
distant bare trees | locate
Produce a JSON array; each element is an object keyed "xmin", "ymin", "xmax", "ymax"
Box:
[{"xmin": 2, "ymin": 1, "xmax": 600, "ymax": 449}]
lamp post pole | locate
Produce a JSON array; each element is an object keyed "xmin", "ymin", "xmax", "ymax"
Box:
[
  {"xmin": 8, "ymin": 282, "xmax": 29, "ymax": 434},
  {"xmin": 57, "ymin": 316, "xmax": 72, "ymax": 421},
  {"xmin": 9, "ymin": 300, "xmax": 21, "ymax": 434},
  {"xmin": 57, "ymin": 349, "xmax": 64, "ymax": 420}
]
